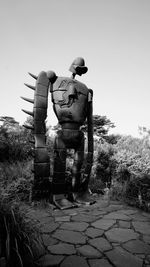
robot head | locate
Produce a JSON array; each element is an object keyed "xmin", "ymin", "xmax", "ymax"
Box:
[{"xmin": 69, "ymin": 57, "xmax": 88, "ymax": 76}]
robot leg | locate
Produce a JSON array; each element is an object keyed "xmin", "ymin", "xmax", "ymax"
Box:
[{"xmin": 53, "ymin": 130, "xmax": 76, "ymax": 209}]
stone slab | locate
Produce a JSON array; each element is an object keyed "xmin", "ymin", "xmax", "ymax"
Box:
[
  {"xmin": 39, "ymin": 222, "xmax": 59, "ymax": 233},
  {"xmin": 55, "ymin": 216, "xmax": 70, "ymax": 222},
  {"xmin": 60, "ymin": 255, "xmax": 89, "ymax": 267},
  {"xmin": 52, "ymin": 230, "xmax": 87, "ymax": 244},
  {"xmin": 106, "ymin": 247, "xmax": 143, "ymax": 267},
  {"xmin": 90, "ymin": 210, "xmax": 107, "ymax": 216},
  {"xmin": 88, "ymin": 258, "xmax": 113, "ymax": 267},
  {"xmin": 143, "ymin": 235, "xmax": 150, "ymax": 244},
  {"xmin": 60, "ymin": 222, "xmax": 89, "ymax": 231},
  {"xmin": 77, "ymin": 245, "xmax": 102, "ymax": 258},
  {"xmin": 38, "ymin": 217, "xmax": 54, "ymax": 224},
  {"xmin": 129, "ymin": 213, "xmax": 149, "ymax": 221},
  {"xmin": 89, "ymin": 237, "xmax": 112, "ymax": 252},
  {"xmin": 105, "ymin": 228, "xmax": 139, "ymax": 243},
  {"xmin": 119, "ymin": 209, "xmax": 138, "ymax": 215},
  {"xmin": 122, "ymin": 240, "xmax": 150, "ymax": 254},
  {"xmin": 48, "ymin": 243, "xmax": 76, "ymax": 255},
  {"xmin": 118, "ymin": 220, "xmax": 131, "ymax": 228},
  {"xmin": 72, "ymin": 214, "xmax": 97, "ymax": 222},
  {"xmin": 37, "ymin": 254, "xmax": 64, "ymax": 267},
  {"xmin": 142, "ymin": 212, "xmax": 150, "ymax": 219},
  {"xmin": 42, "ymin": 234, "xmax": 58, "ymax": 247},
  {"xmin": 132, "ymin": 221, "xmax": 150, "ymax": 235},
  {"xmin": 103, "ymin": 212, "xmax": 130, "ymax": 221},
  {"xmin": 86, "ymin": 227, "xmax": 104, "ymax": 238},
  {"xmin": 91, "ymin": 219, "xmax": 116, "ymax": 230},
  {"xmin": 63, "ymin": 209, "xmax": 78, "ymax": 216},
  {"xmin": 102, "ymin": 204, "xmax": 124, "ymax": 212}
]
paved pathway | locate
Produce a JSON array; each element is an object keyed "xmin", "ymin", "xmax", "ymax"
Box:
[{"xmin": 24, "ymin": 197, "xmax": 150, "ymax": 267}]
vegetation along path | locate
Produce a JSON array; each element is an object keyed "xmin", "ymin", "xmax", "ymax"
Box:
[{"xmin": 24, "ymin": 197, "xmax": 150, "ymax": 267}]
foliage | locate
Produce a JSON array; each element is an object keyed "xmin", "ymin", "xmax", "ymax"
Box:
[
  {"xmin": 0, "ymin": 116, "xmax": 33, "ymax": 162},
  {"xmin": 0, "ymin": 161, "xmax": 33, "ymax": 203},
  {"xmin": 0, "ymin": 199, "xmax": 38, "ymax": 267},
  {"xmin": 113, "ymin": 135, "xmax": 150, "ymax": 179},
  {"xmin": 95, "ymin": 141, "xmax": 116, "ymax": 187},
  {"xmin": 110, "ymin": 135, "xmax": 150, "ymax": 210},
  {"xmin": 82, "ymin": 114, "xmax": 115, "ymax": 138}
]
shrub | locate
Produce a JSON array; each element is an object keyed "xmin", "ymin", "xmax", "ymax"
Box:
[
  {"xmin": 110, "ymin": 135, "xmax": 150, "ymax": 209},
  {"xmin": 0, "ymin": 161, "xmax": 33, "ymax": 203},
  {"xmin": 0, "ymin": 199, "xmax": 38, "ymax": 267},
  {"xmin": 95, "ymin": 140, "xmax": 116, "ymax": 188}
]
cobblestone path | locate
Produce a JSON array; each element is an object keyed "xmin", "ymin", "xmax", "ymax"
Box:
[{"xmin": 24, "ymin": 198, "xmax": 150, "ymax": 267}]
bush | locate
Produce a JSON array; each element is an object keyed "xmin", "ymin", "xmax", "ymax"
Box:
[
  {"xmin": 0, "ymin": 161, "xmax": 33, "ymax": 203},
  {"xmin": 110, "ymin": 135, "xmax": 150, "ymax": 209},
  {"xmin": 95, "ymin": 140, "xmax": 116, "ymax": 188},
  {"xmin": 0, "ymin": 199, "xmax": 38, "ymax": 267}
]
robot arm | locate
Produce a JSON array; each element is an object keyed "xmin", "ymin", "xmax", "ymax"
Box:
[
  {"xmin": 22, "ymin": 70, "xmax": 56, "ymax": 200},
  {"xmin": 87, "ymin": 89, "xmax": 94, "ymax": 157},
  {"xmin": 80, "ymin": 89, "xmax": 93, "ymax": 192}
]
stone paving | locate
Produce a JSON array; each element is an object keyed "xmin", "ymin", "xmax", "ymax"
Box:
[{"xmin": 24, "ymin": 197, "xmax": 150, "ymax": 267}]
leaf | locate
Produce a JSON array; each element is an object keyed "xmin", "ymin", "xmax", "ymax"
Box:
[
  {"xmin": 11, "ymin": 248, "xmax": 23, "ymax": 267},
  {"xmin": 11, "ymin": 208, "xmax": 17, "ymax": 227},
  {"xmin": 4, "ymin": 217, "xmax": 10, "ymax": 261}
]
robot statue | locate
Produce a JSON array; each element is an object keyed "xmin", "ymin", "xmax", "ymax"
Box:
[{"xmin": 22, "ymin": 57, "xmax": 94, "ymax": 209}]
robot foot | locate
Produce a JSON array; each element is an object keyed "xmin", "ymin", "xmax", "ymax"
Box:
[
  {"xmin": 53, "ymin": 194, "xmax": 77, "ymax": 210},
  {"xmin": 73, "ymin": 190, "xmax": 96, "ymax": 206}
]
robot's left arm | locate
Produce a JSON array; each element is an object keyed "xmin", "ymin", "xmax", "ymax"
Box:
[{"xmin": 87, "ymin": 89, "xmax": 94, "ymax": 160}]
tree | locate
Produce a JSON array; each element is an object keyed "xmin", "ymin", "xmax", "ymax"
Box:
[
  {"xmin": 0, "ymin": 116, "xmax": 33, "ymax": 162},
  {"xmin": 95, "ymin": 141, "xmax": 117, "ymax": 187},
  {"xmin": 82, "ymin": 114, "xmax": 115, "ymax": 140}
]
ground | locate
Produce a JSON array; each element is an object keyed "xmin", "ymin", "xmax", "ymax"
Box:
[{"xmin": 24, "ymin": 196, "xmax": 150, "ymax": 267}]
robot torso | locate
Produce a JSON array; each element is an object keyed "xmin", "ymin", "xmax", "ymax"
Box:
[{"xmin": 50, "ymin": 77, "xmax": 90, "ymax": 126}]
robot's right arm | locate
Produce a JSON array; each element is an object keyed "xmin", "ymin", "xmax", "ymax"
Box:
[{"xmin": 22, "ymin": 70, "xmax": 56, "ymax": 200}]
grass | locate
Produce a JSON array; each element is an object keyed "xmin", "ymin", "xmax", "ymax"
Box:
[{"xmin": 0, "ymin": 160, "xmax": 42, "ymax": 267}]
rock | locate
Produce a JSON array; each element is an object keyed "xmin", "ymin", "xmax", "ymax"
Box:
[
  {"xmin": 37, "ymin": 254, "xmax": 64, "ymax": 267},
  {"xmin": 55, "ymin": 216, "xmax": 70, "ymax": 222},
  {"xmin": 105, "ymin": 228, "xmax": 139, "ymax": 243},
  {"xmin": 60, "ymin": 255, "xmax": 89, "ymax": 267},
  {"xmin": 103, "ymin": 204, "xmax": 124, "ymax": 212},
  {"xmin": 77, "ymin": 245, "xmax": 102, "ymax": 258},
  {"xmin": 39, "ymin": 222, "xmax": 59, "ymax": 234},
  {"xmin": 118, "ymin": 220, "xmax": 131, "ymax": 228},
  {"xmin": 72, "ymin": 214, "xmax": 97, "ymax": 222},
  {"xmin": 88, "ymin": 258, "xmax": 113, "ymax": 267},
  {"xmin": 142, "ymin": 212, "xmax": 150, "ymax": 219},
  {"xmin": 48, "ymin": 243, "xmax": 76, "ymax": 255},
  {"xmin": 143, "ymin": 235, "xmax": 150, "ymax": 244},
  {"xmin": 119, "ymin": 209, "xmax": 138, "ymax": 215},
  {"xmin": 106, "ymin": 247, "xmax": 143, "ymax": 267},
  {"xmin": 86, "ymin": 227, "xmax": 104, "ymax": 238},
  {"xmin": 38, "ymin": 216, "xmax": 54, "ymax": 224},
  {"xmin": 91, "ymin": 219, "xmax": 116, "ymax": 230},
  {"xmin": 89, "ymin": 237, "xmax": 112, "ymax": 252},
  {"xmin": 103, "ymin": 212, "xmax": 130, "ymax": 221},
  {"xmin": 63, "ymin": 210, "xmax": 78, "ymax": 216},
  {"xmin": 122, "ymin": 240, "xmax": 150, "ymax": 254},
  {"xmin": 42, "ymin": 234, "xmax": 58, "ymax": 247},
  {"xmin": 60, "ymin": 222, "xmax": 89, "ymax": 231},
  {"xmin": 90, "ymin": 210, "xmax": 107, "ymax": 216},
  {"xmin": 52, "ymin": 230, "xmax": 87, "ymax": 244},
  {"xmin": 132, "ymin": 221, "xmax": 150, "ymax": 235},
  {"xmin": 129, "ymin": 213, "xmax": 149, "ymax": 221}
]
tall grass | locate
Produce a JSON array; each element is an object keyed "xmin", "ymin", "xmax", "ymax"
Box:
[
  {"xmin": 0, "ymin": 161, "xmax": 33, "ymax": 202},
  {"xmin": 0, "ymin": 160, "xmax": 40, "ymax": 267}
]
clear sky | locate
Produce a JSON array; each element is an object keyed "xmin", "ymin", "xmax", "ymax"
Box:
[{"xmin": 0, "ymin": 0, "xmax": 150, "ymax": 137}]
